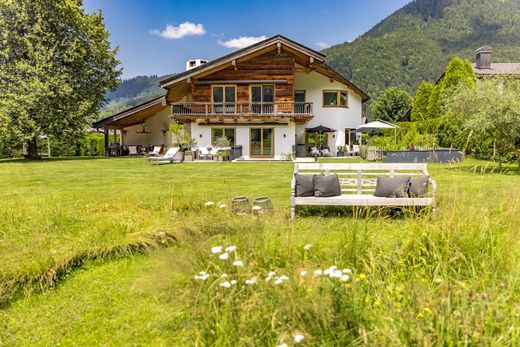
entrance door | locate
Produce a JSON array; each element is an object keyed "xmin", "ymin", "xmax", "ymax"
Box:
[{"xmin": 250, "ymin": 128, "xmax": 274, "ymax": 158}]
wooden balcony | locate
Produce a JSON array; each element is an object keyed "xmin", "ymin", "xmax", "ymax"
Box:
[{"xmin": 171, "ymin": 102, "xmax": 313, "ymax": 119}]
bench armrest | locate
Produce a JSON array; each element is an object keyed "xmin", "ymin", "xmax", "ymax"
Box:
[{"xmin": 428, "ymin": 177, "xmax": 437, "ymax": 202}]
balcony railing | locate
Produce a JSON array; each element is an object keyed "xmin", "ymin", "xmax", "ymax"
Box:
[{"xmin": 171, "ymin": 102, "xmax": 313, "ymax": 117}]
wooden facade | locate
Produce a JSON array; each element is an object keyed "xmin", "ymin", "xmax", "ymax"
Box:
[{"xmin": 191, "ymin": 51, "xmax": 295, "ymax": 103}]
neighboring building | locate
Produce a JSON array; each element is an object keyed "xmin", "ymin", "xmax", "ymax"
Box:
[
  {"xmin": 93, "ymin": 35, "xmax": 369, "ymax": 159},
  {"xmin": 472, "ymin": 46, "xmax": 520, "ymax": 78}
]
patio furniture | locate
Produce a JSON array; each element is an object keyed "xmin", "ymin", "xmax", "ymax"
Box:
[
  {"xmin": 321, "ymin": 148, "xmax": 331, "ymax": 157},
  {"xmin": 147, "ymin": 145, "xmax": 162, "ymax": 157},
  {"xmin": 290, "ymin": 163, "xmax": 436, "ymax": 219},
  {"xmin": 147, "ymin": 147, "xmax": 182, "ymax": 165},
  {"xmin": 128, "ymin": 146, "xmax": 138, "ymax": 156},
  {"xmin": 253, "ymin": 197, "xmax": 273, "ymax": 215},
  {"xmin": 232, "ymin": 196, "xmax": 251, "ymax": 215},
  {"xmin": 199, "ymin": 147, "xmax": 213, "ymax": 160}
]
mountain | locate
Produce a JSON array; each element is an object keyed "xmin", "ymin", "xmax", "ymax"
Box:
[
  {"xmin": 100, "ymin": 75, "xmax": 172, "ymax": 118},
  {"xmin": 324, "ymin": 0, "xmax": 520, "ymax": 98}
]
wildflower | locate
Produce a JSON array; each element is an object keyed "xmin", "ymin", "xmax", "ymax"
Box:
[
  {"xmin": 204, "ymin": 201, "xmax": 214, "ymax": 207},
  {"xmin": 424, "ymin": 307, "xmax": 433, "ymax": 315},
  {"xmin": 266, "ymin": 271, "xmax": 276, "ymax": 282},
  {"xmin": 303, "ymin": 243, "xmax": 312, "ymax": 250},
  {"xmin": 219, "ymin": 204, "xmax": 227, "ymax": 209},
  {"xmin": 245, "ymin": 277, "xmax": 257, "ymax": 285},
  {"xmin": 232, "ymin": 260, "xmax": 244, "ymax": 267},
  {"xmin": 324, "ymin": 266, "xmax": 337, "ymax": 276},
  {"xmin": 225, "ymin": 245, "xmax": 237, "ymax": 252},
  {"xmin": 252, "ymin": 205, "xmax": 262, "ymax": 211},
  {"xmin": 219, "ymin": 252, "xmax": 229, "ymax": 260},
  {"xmin": 374, "ymin": 300, "xmax": 380, "ymax": 306},
  {"xmin": 220, "ymin": 281, "xmax": 231, "ymax": 288},
  {"xmin": 340, "ymin": 274, "xmax": 350, "ymax": 282},
  {"xmin": 194, "ymin": 271, "xmax": 210, "ymax": 281},
  {"xmin": 342, "ymin": 268, "xmax": 352, "ymax": 274},
  {"xmin": 276, "ymin": 344, "xmax": 288, "ymax": 347},
  {"xmin": 274, "ymin": 275, "xmax": 289, "ymax": 285},
  {"xmin": 417, "ymin": 312, "xmax": 424, "ymax": 319},
  {"xmin": 211, "ymin": 246, "xmax": 223, "ymax": 254},
  {"xmin": 220, "ymin": 274, "xmax": 228, "ymax": 278},
  {"xmin": 230, "ymin": 280, "xmax": 237, "ymax": 285},
  {"xmin": 300, "ymin": 271, "xmax": 307, "ymax": 277},
  {"xmin": 313, "ymin": 269, "xmax": 323, "ymax": 277},
  {"xmin": 434, "ymin": 278, "xmax": 442, "ymax": 284},
  {"xmin": 294, "ymin": 334, "xmax": 305, "ymax": 343},
  {"xmin": 329, "ymin": 270, "xmax": 343, "ymax": 278},
  {"xmin": 355, "ymin": 273, "xmax": 367, "ymax": 282}
]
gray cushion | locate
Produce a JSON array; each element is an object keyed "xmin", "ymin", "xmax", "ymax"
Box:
[
  {"xmin": 313, "ymin": 173, "xmax": 341, "ymax": 197},
  {"xmin": 374, "ymin": 176, "xmax": 411, "ymax": 198},
  {"xmin": 294, "ymin": 174, "xmax": 314, "ymax": 197},
  {"xmin": 409, "ymin": 177, "xmax": 428, "ymax": 197}
]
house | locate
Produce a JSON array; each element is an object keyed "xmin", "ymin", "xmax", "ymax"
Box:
[
  {"xmin": 93, "ymin": 35, "xmax": 369, "ymax": 159},
  {"xmin": 472, "ymin": 46, "xmax": 520, "ymax": 78}
]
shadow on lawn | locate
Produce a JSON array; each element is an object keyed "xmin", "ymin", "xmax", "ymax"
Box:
[{"xmin": 297, "ymin": 206, "xmax": 432, "ymax": 219}]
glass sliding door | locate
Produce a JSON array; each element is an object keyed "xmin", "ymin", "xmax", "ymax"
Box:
[{"xmin": 250, "ymin": 128, "xmax": 274, "ymax": 158}]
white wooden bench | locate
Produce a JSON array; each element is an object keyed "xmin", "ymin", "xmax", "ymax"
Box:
[{"xmin": 290, "ymin": 163, "xmax": 436, "ymax": 218}]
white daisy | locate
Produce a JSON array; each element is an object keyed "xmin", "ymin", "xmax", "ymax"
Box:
[
  {"xmin": 218, "ymin": 204, "xmax": 227, "ymax": 209},
  {"xmin": 230, "ymin": 280, "xmax": 237, "ymax": 285},
  {"xmin": 300, "ymin": 271, "xmax": 307, "ymax": 277},
  {"xmin": 340, "ymin": 275, "xmax": 350, "ymax": 282},
  {"xmin": 225, "ymin": 245, "xmax": 237, "ymax": 252},
  {"xmin": 303, "ymin": 243, "xmax": 312, "ymax": 250},
  {"xmin": 204, "ymin": 201, "xmax": 214, "ymax": 207},
  {"xmin": 313, "ymin": 269, "xmax": 323, "ymax": 277},
  {"xmin": 219, "ymin": 252, "xmax": 229, "ymax": 260},
  {"xmin": 342, "ymin": 268, "xmax": 352, "ymax": 274}
]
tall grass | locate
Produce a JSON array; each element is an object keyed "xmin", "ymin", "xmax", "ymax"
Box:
[{"xmin": 0, "ymin": 157, "xmax": 519, "ymax": 345}]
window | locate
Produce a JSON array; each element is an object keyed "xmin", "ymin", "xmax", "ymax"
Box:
[
  {"xmin": 294, "ymin": 90, "xmax": 306, "ymax": 102},
  {"xmin": 251, "ymin": 85, "xmax": 275, "ymax": 114},
  {"xmin": 212, "ymin": 85, "xmax": 236, "ymax": 113},
  {"xmin": 211, "ymin": 127, "xmax": 236, "ymax": 146},
  {"xmin": 323, "ymin": 90, "xmax": 348, "ymax": 107}
]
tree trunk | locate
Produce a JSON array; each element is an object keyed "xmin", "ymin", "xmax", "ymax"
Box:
[{"xmin": 26, "ymin": 136, "xmax": 40, "ymax": 160}]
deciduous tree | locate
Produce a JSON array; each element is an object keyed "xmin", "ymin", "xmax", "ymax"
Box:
[
  {"xmin": 0, "ymin": 0, "xmax": 121, "ymax": 159},
  {"xmin": 370, "ymin": 87, "xmax": 412, "ymax": 122}
]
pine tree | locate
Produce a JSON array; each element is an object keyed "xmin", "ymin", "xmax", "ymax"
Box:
[{"xmin": 411, "ymin": 82, "xmax": 434, "ymax": 121}]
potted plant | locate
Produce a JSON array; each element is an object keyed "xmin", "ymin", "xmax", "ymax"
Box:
[
  {"xmin": 337, "ymin": 145, "xmax": 347, "ymax": 157},
  {"xmin": 213, "ymin": 136, "xmax": 231, "ymax": 161},
  {"xmin": 169, "ymin": 123, "xmax": 198, "ymax": 161}
]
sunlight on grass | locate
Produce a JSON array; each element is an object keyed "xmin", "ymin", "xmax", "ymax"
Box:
[{"xmin": 0, "ymin": 157, "xmax": 519, "ymax": 345}]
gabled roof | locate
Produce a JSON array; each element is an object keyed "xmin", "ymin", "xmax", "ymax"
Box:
[
  {"xmin": 160, "ymin": 34, "xmax": 369, "ymax": 102},
  {"xmin": 160, "ymin": 35, "xmax": 325, "ymax": 87},
  {"xmin": 92, "ymin": 95, "xmax": 166, "ymax": 129}
]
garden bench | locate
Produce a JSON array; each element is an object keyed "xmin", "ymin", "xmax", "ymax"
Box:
[{"xmin": 290, "ymin": 163, "xmax": 436, "ymax": 218}]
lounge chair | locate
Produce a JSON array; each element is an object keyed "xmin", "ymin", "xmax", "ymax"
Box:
[
  {"xmin": 128, "ymin": 146, "xmax": 138, "ymax": 156},
  {"xmin": 147, "ymin": 147, "xmax": 181, "ymax": 164},
  {"xmin": 147, "ymin": 145, "xmax": 162, "ymax": 157}
]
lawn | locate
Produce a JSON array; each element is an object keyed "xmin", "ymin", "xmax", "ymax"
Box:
[{"xmin": 1, "ymin": 157, "xmax": 519, "ymax": 346}]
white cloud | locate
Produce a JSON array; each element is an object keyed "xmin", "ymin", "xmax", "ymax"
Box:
[
  {"xmin": 218, "ymin": 35, "xmax": 267, "ymax": 49},
  {"xmin": 315, "ymin": 41, "xmax": 331, "ymax": 49},
  {"xmin": 151, "ymin": 22, "xmax": 205, "ymax": 40}
]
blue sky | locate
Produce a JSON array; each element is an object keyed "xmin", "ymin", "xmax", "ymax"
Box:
[{"xmin": 83, "ymin": 0, "xmax": 411, "ymax": 79}]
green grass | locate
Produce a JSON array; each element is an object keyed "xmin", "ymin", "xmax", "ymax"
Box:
[{"xmin": 0, "ymin": 157, "xmax": 519, "ymax": 346}]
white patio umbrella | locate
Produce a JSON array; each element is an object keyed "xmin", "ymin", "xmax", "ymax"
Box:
[{"xmin": 356, "ymin": 120, "xmax": 400, "ymax": 144}]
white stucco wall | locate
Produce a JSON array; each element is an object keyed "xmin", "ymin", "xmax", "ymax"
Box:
[
  {"xmin": 124, "ymin": 108, "xmax": 173, "ymax": 147},
  {"xmin": 190, "ymin": 123, "xmax": 295, "ymax": 160},
  {"xmin": 295, "ymin": 71, "xmax": 363, "ymax": 155}
]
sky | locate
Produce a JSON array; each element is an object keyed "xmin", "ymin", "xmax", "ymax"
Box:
[{"xmin": 83, "ymin": 0, "xmax": 411, "ymax": 79}]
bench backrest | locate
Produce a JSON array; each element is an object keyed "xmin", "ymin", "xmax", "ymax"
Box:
[{"xmin": 294, "ymin": 163, "xmax": 430, "ymax": 195}]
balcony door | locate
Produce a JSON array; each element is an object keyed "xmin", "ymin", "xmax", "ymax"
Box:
[
  {"xmin": 212, "ymin": 85, "xmax": 236, "ymax": 114},
  {"xmin": 251, "ymin": 85, "xmax": 274, "ymax": 114},
  {"xmin": 250, "ymin": 128, "xmax": 274, "ymax": 158}
]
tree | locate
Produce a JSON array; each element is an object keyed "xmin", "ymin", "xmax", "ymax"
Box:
[
  {"xmin": 411, "ymin": 81, "xmax": 434, "ymax": 121},
  {"xmin": 446, "ymin": 77, "xmax": 520, "ymax": 171},
  {"xmin": 370, "ymin": 87, "xmax": 412, "ymax": 122},
  {"xmin": 0, "ymin": 0, "xmax": 121, "ymax": 159}
]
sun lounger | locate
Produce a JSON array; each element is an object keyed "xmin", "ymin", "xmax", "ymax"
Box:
[{"xmin": 147, "ymin": 147, "xmax": 182, "ymax": 164}]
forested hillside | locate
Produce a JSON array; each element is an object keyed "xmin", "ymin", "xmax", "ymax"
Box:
[
  {"xmin": 324, "ymin": 0, "xmax": 520, "ymax": 98},
  {"xmin": 100, "ymin": 75, "xmax": 172, "ymax": 118}
]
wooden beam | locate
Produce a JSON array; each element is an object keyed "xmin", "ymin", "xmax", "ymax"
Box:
[{"xmin": 104, "ymin": 128, "xmax": 109, "ymax": 157}]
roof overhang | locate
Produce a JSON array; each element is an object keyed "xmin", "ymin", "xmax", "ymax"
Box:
[
  {"xmin": 93, "ymin": 96, "xmax": 167, "ymax": 129},
  {"xmin": 160, "ymin": 34, "xmax": 369, "ymax": 103}
]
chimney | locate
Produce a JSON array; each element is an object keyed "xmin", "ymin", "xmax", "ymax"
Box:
[{"xmin": 476, "ymin": 46, "xmax": 491, "ymax": 69}]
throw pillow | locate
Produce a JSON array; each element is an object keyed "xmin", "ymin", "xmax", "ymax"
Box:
[
  {"xmin": 294, "ymin": 174, "xmax": 315, "ymax": 197},
  {"xmin": 313, "ymin": 173, "xmax": 341, "ymax": 197},
  {"xmin": 409, "ymin": 177, "xmax": 428, "ymax": 198},
  {"xmin": 374, "ymin": 176, "xmax": 411, "ymax": 198}
]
